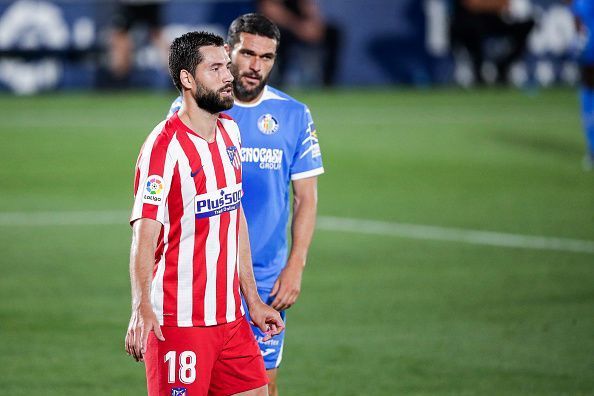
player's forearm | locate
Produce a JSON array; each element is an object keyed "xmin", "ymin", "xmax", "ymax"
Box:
[
  {"xmin": 238, "ymin": 209, "xmax": 262, "ymax": 308},
  {"xmin": 129, "ymin": 219, "xmax": 161, "ymax": 309},
  {"xmin": 463, "ymin": 0, "xmax": 509, "ymax": 13},
  {"xmin": 288, "ymin": 179, "xmax": 318, "ymax": 266}
]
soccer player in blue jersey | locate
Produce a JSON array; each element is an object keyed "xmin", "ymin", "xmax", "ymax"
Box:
[
  {"xmin": 571, "ymin": 0, "xmax": 594, "ymax": 169},
  {"xmin": 167, "ymin": 14, "xmax": 323, "ymax": 396}
]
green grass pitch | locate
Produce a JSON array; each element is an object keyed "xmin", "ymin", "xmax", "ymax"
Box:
[{"xmin": 0, "ymin": 88, "xmax": 593, "ymax": 395}]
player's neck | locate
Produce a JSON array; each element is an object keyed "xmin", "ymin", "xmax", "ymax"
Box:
[
  {"xmin": 178, "ymin": 100, "xmax": 218, "ymax": 143},
  {"xmin": 234, "ymin": 86, "xmax": 266, "ymax": 105}
]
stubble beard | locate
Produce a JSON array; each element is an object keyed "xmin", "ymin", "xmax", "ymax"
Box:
[
  {"xmin": 193, "ymin": 82, "xmax": 234, "ymax": 114},
  {"xmin": 231, "ymin": 64, "xmax": 268, "ymax": 102}
]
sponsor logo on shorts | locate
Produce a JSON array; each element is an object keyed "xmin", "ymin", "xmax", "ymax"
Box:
[
  {"xmin": 240, "ymin": 147, "xmax": 283, "ymax": 170},
  {"xmin": 255, "ymin": 335, "xmax": 280, "ymax": 346},
  {"xmin": 257, "ymin": 114, "xmax": 279, "ymax": 135},
  {"xmin": 261, "ymin": 348, "xmax": 276, "ymax": 357},
  {"xmin": 194, "ymin": 183, "xmax": 242, "ymax": 219},
  {"xmin": 142, "ymin": 175, "xmax": 164, "ymax": 204},
  {"xmin": 171, "ymin": 387, "xmax": 187, "ymax": 396}
]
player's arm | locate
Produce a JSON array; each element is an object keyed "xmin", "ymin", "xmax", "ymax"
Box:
[
  {"xmin": 238, "ymin": 206, "xmax": 285, "ymax": 340},
  {"xmin": 125, "ymin": 218, "xmax": 165, "ymax": 362},
  {"xmin": 259, "ymin": 0, "xmax": 323, "ymax": 42},
  {"xmin": 270, "ymin": 176, "xmax": 318, "ymax": 311},
  {"xmin": 463, "ymin": 0, "xmax": 509, "ymax": 13}
]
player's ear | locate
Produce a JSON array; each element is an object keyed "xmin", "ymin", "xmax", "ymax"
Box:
[
  {"xmin": 179, "ymin": 69, "xmax": 194, "ymax": 90},
  {"xmin": 224, "ymin": 43, "xmax": 230, "ymax": 55}
]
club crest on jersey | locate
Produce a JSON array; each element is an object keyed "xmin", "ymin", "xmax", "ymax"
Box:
[
  {"xmin": 226, "ymin": 146, "xmax": 241, "ymax": 169},
  {"xmin": 171, "ymin": 388, "xmax": 187, "ymax": 396},
  {"xmin": 195, "ymin": 183, "xmax": 242, "ymax": 218},
  {"xmin": 257, "ymin": 114, "xmax": 279, "ymax": 135},
  {"xmin": 142, "ymin": 175, "xmax": 164, "ymax": 204}
]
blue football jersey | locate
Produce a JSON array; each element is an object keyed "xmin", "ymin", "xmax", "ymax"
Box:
[
  {"xmin": 167, "ymin": 86, "xmax": 324, "ymax": 289},
  {"xmin": 572, "ymin": 0, "xmax": 594, "ymax": 64}
]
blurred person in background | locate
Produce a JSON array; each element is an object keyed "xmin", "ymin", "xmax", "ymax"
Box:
[
  {"xmin": 125, "ymin": 30, "xmax": 284, "ymax": 395},
  {"xmin": 570, "ymin": 0, "xmax": 594, "ymax": 169},
  {"xmin": 107, "ymin": 0, "xmax": 169, "ymax": 86},
  {"xmin": 168, "ymin": 13, "xmax": 324, "ymax": 396},
  {"xmin": 450, "ymin": 0, "xmax": 534, "ymax": 85},
  {"xmin": 257, "ymin": 0, "xmax": 341, "ymax": 87}
]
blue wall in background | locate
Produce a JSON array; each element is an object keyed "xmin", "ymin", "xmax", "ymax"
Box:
[{"xmin": 0, "ymin": 0, "xmax": 579, "ymax": 93}]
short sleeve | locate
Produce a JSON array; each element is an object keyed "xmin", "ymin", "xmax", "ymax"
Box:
[
  {"xmin": 290, "ymin": 106, "xmax": 324, "ymax": 180},
  {"xmin": 166, "ymin": 96, "xmax": 182, "ymax": 119},
  {"xmin": 130, "ymin": 132, "xmax": 176, "ymax": 226}
]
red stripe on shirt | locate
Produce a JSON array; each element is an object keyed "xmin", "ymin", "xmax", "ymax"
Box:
[
  {"xmin": 175, "ymin": 130, "xmax": 210, "ymax": 326},
  {"xmin": 218, "ymin": 120, "xmax": 243, "ymax": 318},
  {"xmin": 234, "ymin": 206, "xmax": 242, "ymax": 319},
  {"xmin": 208, "ymin": 134, "xmax": 230, "ymax": 323},
  {"xmin": 162, "ymin": 163, "xmax": 182, "ymax": 326}
]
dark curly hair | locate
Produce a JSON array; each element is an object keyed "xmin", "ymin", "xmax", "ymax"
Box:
[
  {"xmin": 168, "ymin": 31, "xmax": 225, "ymax": 92},
  {"xmin": 227, "ymin": 13, "xmax": 280, "ymax": 50}
]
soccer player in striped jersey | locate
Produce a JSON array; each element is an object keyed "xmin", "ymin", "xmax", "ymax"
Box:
[
  {"xmin": 571, "ymin": 0, "xmax": 594, "ymax": 169},
  {"xmin": 125, "ymin": 31, "xmax": 284, "ymax": 396},
  {"xmin": 167, "ymin": 14, "xmax": 324, "ymax": 396}
]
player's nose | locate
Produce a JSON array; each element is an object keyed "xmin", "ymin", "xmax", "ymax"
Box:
[
  {"xmin": 249, "ymin": 56, "xmax": 261, "ymax": 72},
  {"xmin": 222, "ymin": 67, "xmax": 233, "ymax": 83}
]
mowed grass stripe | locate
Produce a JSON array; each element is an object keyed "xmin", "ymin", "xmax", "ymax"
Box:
[{"xmin": 2, "ymin": 210, "xmax": 593, "ymax": 254}]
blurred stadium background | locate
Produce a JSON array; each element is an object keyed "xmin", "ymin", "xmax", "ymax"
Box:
[{"xmin": 1, "ymin": 0, "xmax": 593, "ymax": 395}]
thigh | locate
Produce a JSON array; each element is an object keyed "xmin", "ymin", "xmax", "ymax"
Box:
[
  {"xmin": 208, "ymin": 318, "xmax": 268, "ymax": 396},
  {"xmin": 145, "ymin": 327, "xmax": 222, "ymax": 396}
]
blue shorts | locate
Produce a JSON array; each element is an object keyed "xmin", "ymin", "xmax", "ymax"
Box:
[{"xmin": 242, "ymin": 288, "xmax": 286, "ymax": 370}]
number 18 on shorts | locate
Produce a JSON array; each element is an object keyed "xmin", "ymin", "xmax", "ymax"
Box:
[{"xmin": 144, "ymin": 319, "xmax": 268, "ymax": 396}]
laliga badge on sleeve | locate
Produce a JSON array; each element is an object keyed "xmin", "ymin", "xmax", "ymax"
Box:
[{"xmin": 142, "ymin": 175, "xmax": 164, "ymax": 205}]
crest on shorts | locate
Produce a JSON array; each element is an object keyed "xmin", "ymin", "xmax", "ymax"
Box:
[
  {"xmin": 226, "ymin": 146, "xmax": 241, "ymax": 169},
  {"xmin": 171, "ymin": 388, "xmax": 187, "ymax": 396}
]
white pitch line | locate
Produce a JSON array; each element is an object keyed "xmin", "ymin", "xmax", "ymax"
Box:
[
  {"xmin": 1, "ymin": 211, "xmax": 593, "ymax": 255},
  {"xmin": 316, "ymin": 216, "xmax": 594, "ymax": 255},
  {"xmin": 0, "ymin": 210, "xmax": 130, "ymax": 226}
]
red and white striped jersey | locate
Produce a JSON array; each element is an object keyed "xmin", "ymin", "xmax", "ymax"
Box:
[{"xmin": 130, "ymin": 112, "xmax": 245, "ymax": 327}]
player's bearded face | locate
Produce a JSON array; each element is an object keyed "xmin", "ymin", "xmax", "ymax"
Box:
[
  {"xmin": 193, "ymin": 81, "xmax": 234, "ymax": 114},
  {"xmin": 231, "ymin": 63, "xmax": 269, "ymax": 102}
]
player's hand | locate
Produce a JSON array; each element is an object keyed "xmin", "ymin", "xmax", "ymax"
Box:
[
  {"xmin": 125, "ymin": 303, "xmax": 165, "ymax": 362},
  {"xmin": 249, "ymin": 301, "xmax": 285, "ymax": 342},
  {"xmin": 270, "ymin": 260, "xmax": 304, "ymax": 311}
]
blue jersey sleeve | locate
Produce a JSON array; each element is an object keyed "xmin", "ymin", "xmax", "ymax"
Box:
[
  {"xmin": 573, "ymin": 0, "xmax": 594, "ymax": 23},
  {"xmin": 290, "ymin": 106, "xmax": 324, "ymax": 180},
  {"xmin": 167, "ymin": 96, "xmax": 182, "ymax": 118}
]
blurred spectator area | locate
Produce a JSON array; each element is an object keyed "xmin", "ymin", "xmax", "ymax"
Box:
[{"xmin": 0, "ymin": 0, "xmax": 580, "ymax": 94}]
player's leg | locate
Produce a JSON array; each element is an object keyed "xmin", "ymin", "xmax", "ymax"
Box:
[
  {"xmin": 240, "ymin": 288, "xmax": 286, "ymax": 395},
  {"xmin": 230, "ymin": 385, "xmax": 269, "ymax": 396},
  {"xmin": 109, "ymin": 4, "xmax": 134, "ymax": 79},
  {"xmin": 579, "ymin": 60, "xmax": 594, "ymax": 169},
  {"xmin": 208, "ymin": 318, "xmax": 269, "ymax": 396},
  {"xmin": 265, "ymin": 368, "xmax": 279, "ymax": 396},
  {"xmin": 144, "ymin": 326, "xmax": 220, "ymax": 396}
]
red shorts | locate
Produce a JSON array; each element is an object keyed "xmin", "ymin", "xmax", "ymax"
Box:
[{"xmin": 144, "ymin": 317, "xmax": 268, "ymax": 396}]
